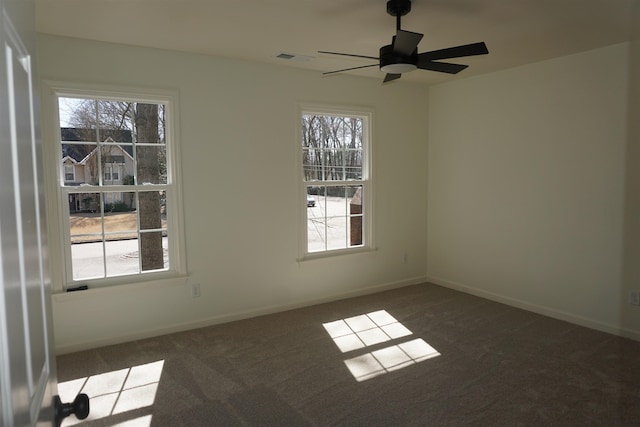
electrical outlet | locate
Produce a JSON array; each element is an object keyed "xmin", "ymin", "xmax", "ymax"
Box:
[
  {"xmin": 191, "ymin": 283, "xmax": 201, "ymax": 298},
  {"xmin": 630, "ymin": 290, "xmax": 640, "ymax": 306}
]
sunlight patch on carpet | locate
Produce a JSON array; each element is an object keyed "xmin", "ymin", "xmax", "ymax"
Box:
[
  {"xmin": 344, "ymin": 338, "xmax": 440, "ymax": 381},
  {"xmin": 323, "ymin": 310, "xmax": 440, "ymax": 382},
  {"xmin": 57, "ymin": 360, "xmax": 164, "ymax": 426}
]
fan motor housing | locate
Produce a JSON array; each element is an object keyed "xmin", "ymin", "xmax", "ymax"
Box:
[
  {"xmin": 387, "ymin": 0, "xmax": 411, "ymax": 17},
  {"xmin": 379, "ymin": 44, "xmax": 418, "ymax": 73}
]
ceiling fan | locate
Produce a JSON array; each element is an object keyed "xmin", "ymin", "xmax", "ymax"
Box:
[{"xmin": 319, "ymin": 0, "xmax": 489, "ymax": 83}]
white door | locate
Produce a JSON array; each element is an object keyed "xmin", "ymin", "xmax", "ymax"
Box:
[{"xmin": 0, "ymin": 0, "xmax": 58, "ymax": 425}]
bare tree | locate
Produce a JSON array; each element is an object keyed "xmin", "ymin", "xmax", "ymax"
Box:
[
  {"xmin": 302, "ymin": 114, "xmax": 363, "ymax": 193},
  {"xmin": 135, "ymin": 103, "xmax": 164, "ymax": 271}
]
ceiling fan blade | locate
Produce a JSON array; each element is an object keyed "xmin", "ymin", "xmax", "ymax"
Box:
[
  {"xmin": 318, "ymin": 51, "xmax": 380, "ymax": 61},
  {"xmin": 323, "ymin": 64, "xmax": 379, "ymax": 76},
  {"xmin": 393, "ymin": 29, "xmax": 423, "ymax": 56},
  {"xmin": 383, "ymin": 73, "xmax": 402, "ymax": 83},
  {"xmin": 417, "ymin": 59, "xmax": 468, "ymax": 74},
  {"xmin": 420, "ymin": 42, "xmax": 489, "ymax": 61}
]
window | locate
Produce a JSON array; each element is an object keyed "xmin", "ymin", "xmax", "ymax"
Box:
[
  {"xmin": 64, "ymin": 165, "xmax": 75, "ymax": 182},
  {"xmin": 51, "ymin": 87, "xmax": 185, "ymax": 289},
  {"xmin": 103, "ymin": 165, "xmax": 120, "ymax": 182},
  {"xmin": 300, "ymin": 106, "xmax": 372, "ymax": 256}
]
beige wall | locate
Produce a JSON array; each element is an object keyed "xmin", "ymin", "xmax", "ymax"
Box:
[
  {"xmin": 427, "ymin": 42, "xmax": 637, "ymax": 339},
  {"xmin": 40, "ymin": 32, "xmax": 640, "ymax": 353},
  {"xmin": 622, "ymin": 3, "xmax": 640, "ymax": 336},
  {"xmin": 38, "ymin": 35, "xmax": 429, "ymax": 353}
]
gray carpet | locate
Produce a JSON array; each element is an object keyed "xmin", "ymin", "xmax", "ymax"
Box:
[{"xmin": 56, "ymin": 283, "xmax": 640, "ymax": 426}]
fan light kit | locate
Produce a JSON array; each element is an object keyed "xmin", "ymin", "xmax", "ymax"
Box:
[
  {"xmin": 380, "ymin": 63, "xmax": 416, "ymax": 74},
  {"xmin": 319, "ymin": 0, "xmax": 489, "ymax": 83}
]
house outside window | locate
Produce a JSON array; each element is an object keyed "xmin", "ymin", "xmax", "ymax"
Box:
[
  {"xmin": 49, "ymin": 85, "xmax": 186, "ymax": 289},
  {"xmin": 300, "ymin": 105, "xmax": 373, "ymax": 257}
]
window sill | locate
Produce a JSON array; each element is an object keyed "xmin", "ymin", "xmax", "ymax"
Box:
[
  {"xmin": 297, "ymin": 246, "xmax": 378, "ymax": 263},
  {"xmin": 52, "ymin": 273, "xmax": 189, "ymax": 300}
]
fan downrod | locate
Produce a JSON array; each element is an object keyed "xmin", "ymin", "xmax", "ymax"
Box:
[{"xmin": 386, "ymin": 0, "xmax": 411, "ymax": 18}]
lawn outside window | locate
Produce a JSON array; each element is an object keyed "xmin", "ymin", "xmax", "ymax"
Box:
[
  {"xmin": 299, "ymin": 105, "xmax": 373, "ymax": 258},
  {"xmin": 45, "ymin": 83, "xmax": 186, "ymax": 291}
]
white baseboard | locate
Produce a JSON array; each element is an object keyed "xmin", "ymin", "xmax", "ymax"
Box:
[
  {"xmin": 427, "ymin": 276, "xmax": 640, "ymax": 342},
  {"xmin": 55, "ymin": 275, "xmax": 428, "ymax": 354}
]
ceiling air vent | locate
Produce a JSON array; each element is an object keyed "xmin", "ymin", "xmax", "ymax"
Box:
[{"xmin": 275, "ymin": 53, "xmax": 313, "ymax": 62}]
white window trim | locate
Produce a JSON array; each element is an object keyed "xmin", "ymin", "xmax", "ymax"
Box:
[
  {"xmin": 296, "ymin": 103, "xmax": 375, "ymax": 261},
  {"xmin": 42, "ymin": 81, "xmax": 187, "ymax": 292}
]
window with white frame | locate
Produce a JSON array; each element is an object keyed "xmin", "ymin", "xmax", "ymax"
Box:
[
  {"xmin": 53, "ymin": 88, "xmax": 184, "ymax": 288},
  {"xmin": 64, "ymin": 164, "xmax": 75, "ymax": 182},
  {"xmin": 301, "ymin": 107, "xmax": 372, "ymax": 255},
  {"xmin": 103, "ymin": 165, "xmax": 121, "ymax": 182}
]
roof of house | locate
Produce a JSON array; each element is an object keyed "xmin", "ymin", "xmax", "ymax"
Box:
[
  {"xmin": 61, "ymin": 128, "xmax": 134, "ymax": 162},
  {"xmin": 61, "ymin": 127, "xmax": 132, "ymax": 143}
]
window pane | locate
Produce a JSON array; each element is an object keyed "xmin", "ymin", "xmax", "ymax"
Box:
[
  {"xmin": 323, "ymin": 149, "xmax": 345, "ymax": 181},
  {"xmin": 308, "ymin": 186, "xmax": 325, "ymax": 211},
  {"xmin": 61, "ymin": 126, "xmax": 97, "ymax": 143},
  {"xmin": 163, "ymin": 234, "xmax": 170, "ymax": 269},
  {"xmin": 348, "ymin": 186, "xmax": 362, "ymax": 214},
  {"xmin": 69, "ymin": 191, "xmax": 102, "ymax": 280},
  {"xmin": 306, "ymin": 185, "xmax": 364, "ymax": 251},
  {"xmin": 68, "ymin": 192, "xmax": 100, "ymax": 216},
  {"xmin": 345, "ymin": 150, "xmax": 363, "ymax": 180},
  {"xmin": 62, "ymin": 143, "xmax": 96, "ymax": 186},
  {"xmin": 102, "ymin": 144, "xmax": 132, "ymax": 184},
  {"xmin": 326, "ymin": 217, "xmax": 348, "ymax": 251},
  {"xmin": 61, "ymin": 143, "xmax": 95, "ymax": 160},
  {"xmin": 139, "ymin": 190, "xmax": 166, "ymax": 271},
  {"xmin": 136, "ymin": 145, "xmax": 167, "ymax": 184},
  {"xmin": 134, "ymin": 103, "xmax": 165, "ymax": 143},
  {"xmin": 302, "ymin": 148, "xmax": 323, "ymax": 181},
  {"xmin": 138, "ymin": 191, "xmax": 164, "ymax": 230},
  {"xmin": 105, "ymin": 239, "xmax": 140, "ymax": 277},
  {"xmin": 307, "ymin": 217, "xmax": 325, "ymax": 253},
  {"xmin": 348, "ymin": 186, "xmax": 363, "ymax": 247},
  {"xmin": 140, "ymin": 231, "xmax": 166, "ymax": 271},
  {"xmin": 324, "ymin": 186, "xmax": 349, "ymax": 217},
  {"xmin": 96, "ymin": 100, "xmax": 135, "ymax": 141},
  {"xmin": 59, "ymin": 97, "xmax": 97, "ymax": 139},
  {"xmin": 71, "ymin": 241, "xmax": 105, "ymax": 281},
  {"xmin": 103, "ymin": 192, "xmax": 137, "ymax": 236},
  {"xmin": 306, "ymin": 188, "xmax": 318, "ymax": 209}
]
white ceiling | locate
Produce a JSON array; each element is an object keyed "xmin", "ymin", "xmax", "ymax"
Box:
[{"xmin": 35, "ymin": 0, "xmax": 637, "ymax": 85}]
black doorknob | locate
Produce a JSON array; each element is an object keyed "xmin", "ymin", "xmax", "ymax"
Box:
[{"xmin": 54, "ymin": 393, "xmax": 90, "ymax": 427}]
